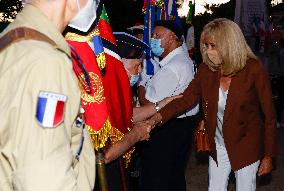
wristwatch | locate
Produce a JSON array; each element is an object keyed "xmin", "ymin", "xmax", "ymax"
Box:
[{"xmin": 154, "ymin": 102, "xmax": 160, "ymax": 112}]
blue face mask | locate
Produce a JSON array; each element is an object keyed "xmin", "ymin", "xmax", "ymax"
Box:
[
  {"xmin": 129, "ymin": 74, "xmax": 140, "ymax": 86},
  {"xmin": 150, "ymin": 38, "xmax": 164, "ymax": 57}
]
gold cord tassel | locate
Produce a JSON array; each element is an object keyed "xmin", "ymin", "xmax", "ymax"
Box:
[
  {"xmin": 96, "ymin": 52, "xmax": 106, "ymax": 70},
  {"xmin": 87, "ymin": 118, "xmax": 112, "ymax": 151}
]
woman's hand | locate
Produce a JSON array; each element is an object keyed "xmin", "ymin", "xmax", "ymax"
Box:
[
  {"xmin": 158, "ymin": 95, "xmax": 183, "ymax": 109},
  {"xmin": 258, "ymin": 156, "xmax": 273, "ymax": 176},
  {"xmin": 146, "ymin": 113, "xmax": 163, "ymax": 129}
]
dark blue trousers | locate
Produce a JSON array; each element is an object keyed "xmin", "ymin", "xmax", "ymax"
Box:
[{"xmin": 140, "ymin": 114, "xmax": 198, "ymax": 191}]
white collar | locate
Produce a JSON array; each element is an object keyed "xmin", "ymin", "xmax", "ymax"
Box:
[{"xmin": 159, "ymin": 46, "xmax": 184, "ymax": 67}]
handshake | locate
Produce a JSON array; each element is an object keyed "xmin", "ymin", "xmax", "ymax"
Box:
[
  {"xmin": 133, "ymin": 94, "xmax": 182, "ymax": 141},
  {"xmin": 104, "ymin": 95, "xmax": 182, "ymax": 163}
]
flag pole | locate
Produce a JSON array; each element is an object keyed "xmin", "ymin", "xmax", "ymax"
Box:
[{"xmin": 96, "ymin": 149, "xmax": 109, "ymax": 191}]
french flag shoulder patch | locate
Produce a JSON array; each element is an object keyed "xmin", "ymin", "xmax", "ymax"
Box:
[{"xmin": 36, "ymin": 91, "xmax": 67, "ymax": 128}]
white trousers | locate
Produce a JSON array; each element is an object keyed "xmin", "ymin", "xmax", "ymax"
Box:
[{"xmin": 208, "ymin": 144, "xmax": 260, "ymax": 191}]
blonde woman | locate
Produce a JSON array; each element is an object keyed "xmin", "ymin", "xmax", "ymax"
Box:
[{"xmin": 146, "ymin": 18, "xmax": 277, "ymax": 191}]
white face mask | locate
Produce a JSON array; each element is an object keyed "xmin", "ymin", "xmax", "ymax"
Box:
[{"xmin": 68, "ymin": 0, "xmax": 97, "ymax": 32}]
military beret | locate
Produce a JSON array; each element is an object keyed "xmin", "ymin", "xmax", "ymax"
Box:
[
  {"xmin": 154, "ymin": 20, "xmax": 183, "ymax": 40},
  {"xmin": 114, "ymin": 32, "xmax": 149, "ymax": 59}
]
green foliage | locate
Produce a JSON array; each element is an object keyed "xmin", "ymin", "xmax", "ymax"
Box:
[{"xmin": 0, "ymin": 0, "xmax": 23, "ymax": 22}]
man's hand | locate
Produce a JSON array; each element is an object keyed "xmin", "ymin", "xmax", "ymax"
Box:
[
  {"xmin": 133, "ymin": 121, "xmax": 152, "ymax": 141},
  {"xmin": 258, "ymin": 157, "xmax": 273, "ymax": 176}
]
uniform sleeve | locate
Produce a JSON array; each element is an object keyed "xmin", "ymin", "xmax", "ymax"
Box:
[
  {"xmin": 145, "ymin": 67, "xmax": 179, "ymax": 103},
  {"xmin": 9, "ymin": 49, "xmax": 95, "ymax": 191},
  {"xmin": 72, "ymin": 127, "xmax": 96, "ymax": 191},
  {"xmin": 254, "ymin": 61, "xmax": 277, "ymax": 157}
]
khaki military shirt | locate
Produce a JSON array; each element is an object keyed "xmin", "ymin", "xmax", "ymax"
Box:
[{"xmin": 0, "ymin": 5, "xmax": 96, "ymax": 191}]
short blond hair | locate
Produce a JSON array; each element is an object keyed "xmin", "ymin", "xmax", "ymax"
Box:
[{"xmin": 200, "ymin": 18, "xmax": 257, "ymax": 76}]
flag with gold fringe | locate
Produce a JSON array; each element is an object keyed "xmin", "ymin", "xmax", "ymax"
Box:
[
  {"xmin": 96, "ymin": 4, "xmax": 133, "ymax": 140},
  {"xmin": 94, "ymin": 4, "xmax": 134, "ymax": 165},
  {"xmin": 66, "ymin": 38, "xmax": 112, "ymax": 151},
  {"xmin": 66, "ymin": 4, "xmax": 134, "ymax": 164}
]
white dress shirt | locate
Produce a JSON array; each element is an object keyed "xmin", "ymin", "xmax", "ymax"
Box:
[
  {"xmin": 145, "ymin": 46, "xmax": 199, "ymax": 117},
  {"xmin": 138, "ymin": 57, "xmax": 161, "ymax": 88}
]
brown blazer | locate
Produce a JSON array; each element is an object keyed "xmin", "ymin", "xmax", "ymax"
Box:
[{"xmin": 159, "ymin": 58, "xmax": 277, "ymax": 170}]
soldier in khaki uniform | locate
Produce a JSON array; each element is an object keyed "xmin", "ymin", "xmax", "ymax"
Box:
[{"xmin": 0, "ymin": 0, "xmax": 97, "ymax": 190}]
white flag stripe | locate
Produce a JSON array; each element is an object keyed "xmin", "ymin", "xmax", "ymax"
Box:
[
  {"xmin": 39, "ymin": 91, "xmax": 67, "ymax": 102},
  {"xmin": 104, "ymin": 47, "xmax": 121, "ymax": 61},
  {"xmin": 42, "ymin": 98, "xmax": 57, "ymax": 127}
]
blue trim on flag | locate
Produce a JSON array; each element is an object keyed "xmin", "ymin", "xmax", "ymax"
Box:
[
  {"xmin": 156, "ymin": 7, "xmax": 161, "ymax": 21},
  {"xmin": 171, "ymin": 0, "xmax": 182, "ymax": 28},
  {"xmin": 143, "ymin": 3, "xmax": 154, "ymax": 76},
  {"xmin": 165, "ymin": 0, "xmax": 169, "ymax": 20},
  {"xmin": 150, "ymin": 6, "xmax": 155, "ymax": 30},
  {"xmin": 92, "ymin": 35, "xmax": 104, "ymax": 55},
  {"xmin": 36, "ymin": 97, "xmax": 47, "ymax": 124}
]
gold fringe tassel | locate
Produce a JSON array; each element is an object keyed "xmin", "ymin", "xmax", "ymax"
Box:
[
  {"xmin": 110, "ymin": 127, "xmax": 135, "ymax": 168},
  {"xmin": 85, "ymin": 116, "xmax": 134, "ymax": 167},
  {"xmin": 123, "ymin": 147, "xmax": 135, "ymax": 168},
  {"xmin": 87, "ymin": 118, "xmax": 112, "ymax": 151}
]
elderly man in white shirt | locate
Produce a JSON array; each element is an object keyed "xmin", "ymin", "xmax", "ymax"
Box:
[{"xmin": 139, "ymin": 20, "xmax": 199, "ymax": 191}]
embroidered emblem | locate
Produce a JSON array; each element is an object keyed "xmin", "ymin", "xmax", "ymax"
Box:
[
  {"xmin": 36, "ymin": 91, "xmax": 67, "ymax": 128},
  {"xmin": 79, "ymin": 72, "xmax": 105, "ymax": 105}
]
